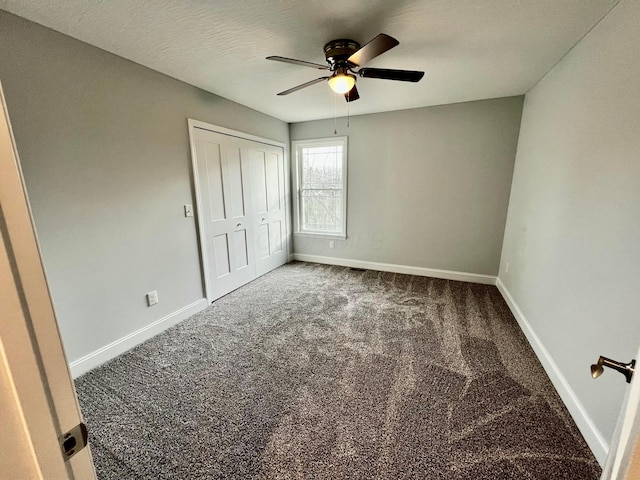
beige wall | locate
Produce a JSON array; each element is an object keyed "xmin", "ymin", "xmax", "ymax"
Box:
[
  {"xmin": 0, "ymin": 10, "xmax": 289, "ymax": 365},
  {"xmin": 499, "ymin": 0, "xmax": 640, "ymax": 458},
  {"xmin": 290, "ymin": 97, "xmax": 523, "ymax": 275}
]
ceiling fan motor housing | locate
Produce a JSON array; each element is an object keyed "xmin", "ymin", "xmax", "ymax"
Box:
[{"xmin": 323, "ymin": 39, "xmax": 360, "ymax": 69}]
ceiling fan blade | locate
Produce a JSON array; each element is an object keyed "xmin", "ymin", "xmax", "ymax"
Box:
[
  {"xmin": 277, "ymin": 77, "xmax": 329, "ymax": 96},
  {"xmin": 266, "ymin": 56, "xmax": 328, "ymax": 70},
  {"xmin": 358, "ymin": 68, "xmax": 425, "ymax": 82},
  {"xmin": 347, "ymin": 33, "xmax": 399, "ymax": 66},
  {"xmin": 344, "ymin": 85, "xmax": 360, "ymax": 102}
]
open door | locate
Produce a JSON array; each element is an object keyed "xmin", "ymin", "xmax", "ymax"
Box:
[
  {"xmin": 597, "ymin": 345, "xmax": 640, "ymax": 479},
  {"xmin": 0, "ymin": 81, "xmax": 96, "ymax": 478}
]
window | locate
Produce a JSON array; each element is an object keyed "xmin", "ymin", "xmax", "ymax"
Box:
[{"xmin": 293, "ymin": 137, "xmax": 347, "ymax": 239}]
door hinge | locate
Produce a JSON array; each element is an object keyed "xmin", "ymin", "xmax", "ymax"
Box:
[{"xmin": 58, "ymin": 423, "xmax": 88, "ymax": 461}]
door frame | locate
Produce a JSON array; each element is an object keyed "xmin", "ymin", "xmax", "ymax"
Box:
[
  {"xmin": 0, "ymin": 81, "xmax": 95, "ymax": 478},
  {"xmin": 601, "ymin": 344, "xmax": 640, "ymax": 479},
  {"xmin": 187, "ymin": 119, "xmax": 289, "ymax": 303}
]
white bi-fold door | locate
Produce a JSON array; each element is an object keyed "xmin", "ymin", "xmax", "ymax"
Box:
[
  {"xmin": 192, "ymin": 129, "xmax": 254, "ymax": 299},
  {"xmin": 252, "ymin": 144, "xmax": 287, "ymax": 277},
  {"xmin": 190, "ymin": 124, "xmax": 287, "ymax": 301}
]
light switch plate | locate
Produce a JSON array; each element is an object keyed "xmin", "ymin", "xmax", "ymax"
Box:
[
  {"xmin": 184, "ymin": 204, "xmax": 194, "ymax": 217},
  {"xmin": 147, "ymin": 290, "xmax": 158, "ymax": 306}
]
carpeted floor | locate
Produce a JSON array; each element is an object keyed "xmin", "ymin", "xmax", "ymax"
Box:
[{"xmin": 75, "ymin": 262, "xmax": 601, "ymax": 479}]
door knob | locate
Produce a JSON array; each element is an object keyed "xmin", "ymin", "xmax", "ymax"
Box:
[{"xmin": 590, "ymin": 356, "xmax": 635, "ymax": 383}]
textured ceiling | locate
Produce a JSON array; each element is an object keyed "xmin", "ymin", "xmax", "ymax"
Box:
[{"xmin": 0, "ymin": 0, "xmax": 618, "ymax": 123}]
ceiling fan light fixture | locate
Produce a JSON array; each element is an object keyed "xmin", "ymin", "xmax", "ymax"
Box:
[{"xmin": 328, "ymin": 72, "xmax": 356, "ymax": 94}]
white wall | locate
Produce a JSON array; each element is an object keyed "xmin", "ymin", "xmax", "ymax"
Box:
[
  {"xmin": 0, "ymin": 11, "xmax": 289, "ymax": 371},
  {"xmin": 290, "ymin": 97, "xmax": 523, "ymax": 277},
  {"xmin": 498, "ymin": 0, "xmax": 640, "ymax": 463}
]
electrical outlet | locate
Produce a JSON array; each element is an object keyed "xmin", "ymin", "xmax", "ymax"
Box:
[
  {"xmin": 184, "ymin": 204, "xmax": 194, "ymax": 217},
  {"xmin": 147, "ymin": 290, "xmax": 158, "ymax": 306},
  {"xmin": 505, "ymin": 262, "xmax": 510, "ymax": 273},
  {"xmin": 329, "ymin": 240, "xmax": 335, "ymax": 248}
]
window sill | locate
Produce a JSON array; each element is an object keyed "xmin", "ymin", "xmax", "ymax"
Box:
[{"xmin": 294, "ymin": 232, "xmax": 347, "ymax": 241}]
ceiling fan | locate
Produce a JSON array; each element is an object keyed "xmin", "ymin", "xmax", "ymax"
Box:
[{"xmin": 266, "ymin": 33, "xmax": 424, "ymax": 102}]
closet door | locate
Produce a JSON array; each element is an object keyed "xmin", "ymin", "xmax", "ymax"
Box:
[
  {"xmin": 250, "ymin": 144, "xmax": 287, "ymax": 277},
  {"xmin": 192, "ymin": 129, "xmax": 255, "ymax": 300}
]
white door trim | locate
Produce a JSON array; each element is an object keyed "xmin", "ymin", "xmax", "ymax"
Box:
[
  {"xmin": 188, "ymin": 119, "xmax": 286, "ymax": 149},
  {"xmin": 601, "ymin": 344, "xmax": 640, "ymax": 479},
  {"xmin": 187, "ymin": 119, "xmax": 288, "ymax": 302}
]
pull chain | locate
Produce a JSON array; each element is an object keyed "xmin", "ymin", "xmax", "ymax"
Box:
[{"xmin": 334, "ymin": 92, "xmax": 338, "ymax": 135}]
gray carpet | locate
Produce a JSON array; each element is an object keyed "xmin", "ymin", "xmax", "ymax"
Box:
[{"xmin": 75, "ymin": 262, "xmax": 601, "ymax": 479}]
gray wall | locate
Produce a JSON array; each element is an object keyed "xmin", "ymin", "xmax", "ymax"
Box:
[
  {"xmin": 0, "ymin": 11, "xmax": 289, "ymax": 363},
  {"xmin": 499, "ymin": 0, "xmax": 640, "ymax": 447},
  {"xmin": 290, "ymin": 97, "xmax": 523, "ymax": 275}
]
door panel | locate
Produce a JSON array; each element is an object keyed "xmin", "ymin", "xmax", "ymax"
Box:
[
  {"xmin": 267, "ymin": 152, "xmax": 281, "ymax": 211},
  {"xmin": 271, "ymin": 220, "xmax": 283, "ymax": 254},
  {"xmin": 204, "ymin": 143, "xmax": 226, "ymax": 221},
  {"xmin": 212, "ymin": 234, "xmax": 231, "ymax": 277},
  {"xmin": 254, "ymin": 151, "xmax": 269, "ymax": 214},
  {"xmin": 252, "ymin": 145, "xmax": 287, "ymax": 276},
  {"xmin": 233, "ymin": 230, "xmax": 249, "ymax": 268},
  {"xmin": 193, "ymin": 129, "xmax": 256, "ymax": 299},
  {"xmin": 227, "ymin": 147, "xmax": 245, "ymax": 219},
  {"xmin": 257, "ymin": 223, "xmax": 270, "ymax": 259}
]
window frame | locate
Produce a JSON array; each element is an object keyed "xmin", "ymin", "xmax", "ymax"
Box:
[{"xmin": 292, "ymin": 136, "xmax": 348, "ymax": 240}]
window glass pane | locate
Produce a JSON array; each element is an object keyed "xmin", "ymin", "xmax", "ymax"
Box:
[
  {"xmin": 300, "ymin": 189, "xmax": 343, "ymax": 233},
  {"xmin": 301, "ymin": 146, "xmax": 343, "ymax": 189}
]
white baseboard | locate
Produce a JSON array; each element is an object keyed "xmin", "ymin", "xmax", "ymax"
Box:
[
  {"xmin": 69, "ymin": 298, "xmax": 208, "ymax": 378},
  {"xmin": 495, "ymin": 278, "xmax": 608, "ymax": 465},
  {"xmin": 292, "ymin": 254, "xmax": 496, "ymax": 285}
]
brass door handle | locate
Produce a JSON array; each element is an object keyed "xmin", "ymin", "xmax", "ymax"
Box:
[{"xmin": 591, "ymin": 356, "xmax": 635, "ymax": 383}]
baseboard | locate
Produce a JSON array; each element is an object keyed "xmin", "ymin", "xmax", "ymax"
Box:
[
  {"xmin": 495, "ymin": 278, "xmax": 608, "ymax": 465},
  {"xmin": 69, "ymin": 298, "xmax": 208, "ymax": 378},
  {"xmin": 292, "ymin": 254, "xmax": 496, "ymax": 285}
]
